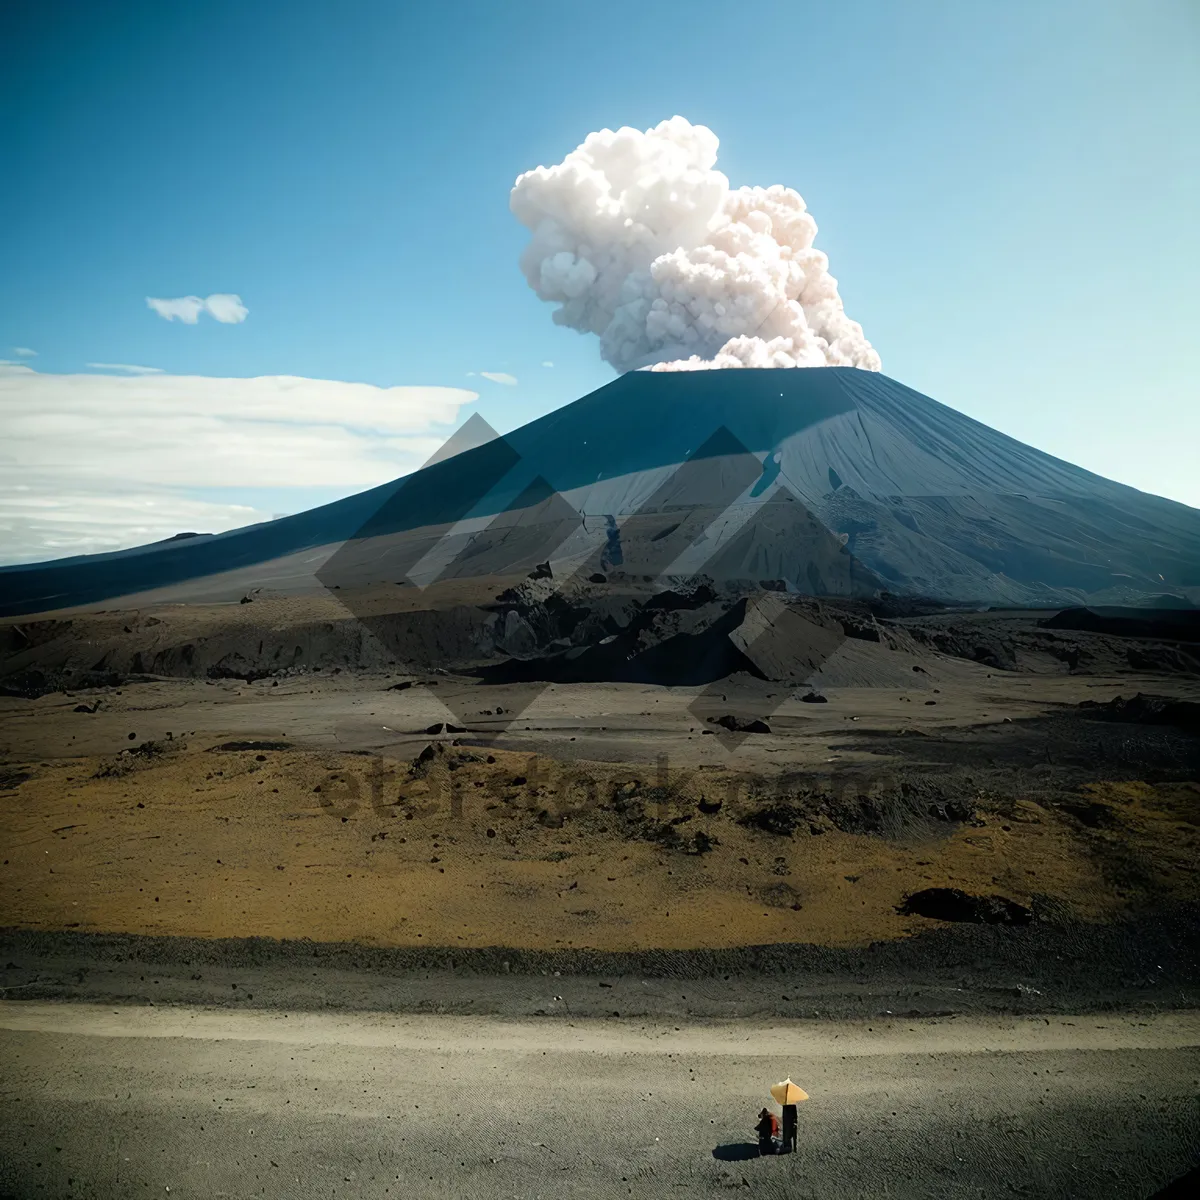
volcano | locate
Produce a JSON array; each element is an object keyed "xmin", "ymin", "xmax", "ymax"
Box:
[{"xmin": 2, "ymin": 368, "xmax": 1198, "ymax": 617}]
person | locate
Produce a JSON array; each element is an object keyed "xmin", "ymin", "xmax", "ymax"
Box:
[
  {"xmin": 781, "ymin": 1102, "xmax": 798, "ymax": 1154},
  {"xmin": 755, "ymin": 1107, "xmax": 780, "ymax": 1155}
]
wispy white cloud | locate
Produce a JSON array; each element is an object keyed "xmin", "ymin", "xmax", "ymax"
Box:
[
  {"xmin": 12, "ymin": 347, "xmax": 37, "ymax": 358},
  {"xmin": 0, "ymin": 486, "xmax": 270, "ymax": 566},
  {"xmin": 541, "ymin": 361, "xmax": 554, "ymax": 368},
  {"xmin": 146, "ymin": 296, "xmax": 205, "ymax": 323},
  {"xmin": 0, "ymin": 365, "xmax": 478, "ymax": 564},
  {"xmin": 85, "ymin": 362, "xmax": 165, "ymax": 375},
  {"xmin": 480, "ymin": 371, "xmax": 518, "ymax": 386},
  {"xmin": 203, "ymin": 294, "xmax": 249, "ymax": 323},
  {"xmin": 146, "ymin": 293, "xmax": 249, "ymax": 324}
]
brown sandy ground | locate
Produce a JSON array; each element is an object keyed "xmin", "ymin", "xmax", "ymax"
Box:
[
  {"xmin": 1, "ymin": 673, "xmax": 1197, "ymax": 951},
  {"xmin": 2, "ymin": 587, "xmax": 1197, "ymax": 958}
]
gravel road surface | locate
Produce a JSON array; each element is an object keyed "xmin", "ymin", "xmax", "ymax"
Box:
[{"xmin": 2, "ymin": 1003, "xmax": 1198, "ymax": 1198}]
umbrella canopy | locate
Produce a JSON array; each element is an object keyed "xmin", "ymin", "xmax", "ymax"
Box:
[{"xmin": 770, "ymin": 1078, "xmax": 809, "ymax": 1105}]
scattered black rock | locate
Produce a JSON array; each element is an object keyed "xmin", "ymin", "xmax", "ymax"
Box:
[
  {"xmin": 0, "ymin": 769, "xmax": 32, "ymax": 792},
  {"xmin": 1078, "ymin": 692, "xmax": 1200, "ymax": 734},
  {"xmin": 387, "ymin": 680, "xmax": 414, "ymax": 691},
  {"xmin": 739, "ymin": 802, "xmax": 805, "ymax": 837},
  {"xmin": 643, "ymin": 583, "xmax": 718, "ymax": 612},
  {"xmin": 709, "ymin": 714, "xmax": 772, "ymax": 734},
  {"xmin": 635, "ymin": 818, "xmax": 714, "ymax": 854},
  {"xmin": 840, "ymin": 618, "xmax": 881, "ymax": 642},
  {"xmin": 869, "ymin": 592, "xmax": 952, "ymax": 620},
  {"xmin": 73, "ymin": 701, "xmax": 101, "ymax": 714},
  {"xmin": 588, "ymin": 573, "xmax": 607, "ymax": 584},
  {"xmin": 698, "ymin": 797, "xmax": 723, "ymax": 815},
  {"xmin": 1059, "ymin": 800, "xmax": 1119, "ymax": 830},
  {"xmin": 970, "ymin": 643, "xmax": 1016, "ymax": 670},
  {"xmin": 1042, "ymin": 606, "xmax": 1200, "ymax": 643},
  {"xmin": 0, "ymin": 669, "xmax": 58, "ymax": 699},
  {"xmin": 125, "ymin": 739, "xmax": 170, "ymax": 759},
  {"xmin": 899, "ymin": 887, "xmax": 1033, "ymax": 926},
  {"xmin": 1048, "ymin": 644, "xmax": 1081, "ymax": 671},
  {"xmin": 527, "ymin": 561, "xmax": 553, "ymax": 580},
  {"xmin": 800, "ymin": 692, "xmax": 827, "ymax": 704},
  {"xmin": 425, "ymin": 722, "xmax": 445, "ymax": 735},
  {"xmin": 928, "ymin": 800, "xmax": 974, "ymax": 822},
  {"xmin": 479, "ymin": 595, "xmax": 762, "ymax": 688},
  {"xmin": 206, "ymin": 665, "xmax": 274, "ymax": 683},
  {"xmin": 93, "ymin": 739, "xmax": 172, "ymax": 777}
]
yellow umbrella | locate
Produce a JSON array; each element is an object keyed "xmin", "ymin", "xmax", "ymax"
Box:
[{"xmin": 770, "ymin": 1078, "xmax": 809, "ymax": 1105}]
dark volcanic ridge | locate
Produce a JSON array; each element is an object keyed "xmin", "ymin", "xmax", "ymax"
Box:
[
  {"xmin": 4, "ymin": 578, "xmax": 1199, "ymax": 703},
  {"xmin": 3, "ymin": 901, "xmax": 1198, "ymax": 1019}
]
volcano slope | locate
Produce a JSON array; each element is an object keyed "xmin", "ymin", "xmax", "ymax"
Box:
[{"xmin": 2, "ymin": 368, "xmax": 1199, "ymax": 618}]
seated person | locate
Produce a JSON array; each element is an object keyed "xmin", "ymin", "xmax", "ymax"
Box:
[{"xmin": 755, "ymin": 1107, "xmax": 780, "ymax": 1155}]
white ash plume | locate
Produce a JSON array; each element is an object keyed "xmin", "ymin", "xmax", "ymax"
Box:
[{"xmin": 511, "ymin": 116, "xmax": 880, "ymax": 373}]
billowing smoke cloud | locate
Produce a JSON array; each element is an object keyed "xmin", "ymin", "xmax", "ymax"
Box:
[{"xmin": 510, "ymin": 116, "xmax": 880, "ymax": 373}]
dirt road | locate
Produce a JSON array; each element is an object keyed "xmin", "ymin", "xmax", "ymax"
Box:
[{"xmin": 2, "ymin": 1003, "xmax": 1197, "ymax": 1198}]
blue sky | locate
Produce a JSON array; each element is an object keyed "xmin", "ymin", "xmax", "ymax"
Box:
[{"xmin": 1, "ymin": 0, "xmax": 1197, "ymax": 562}]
